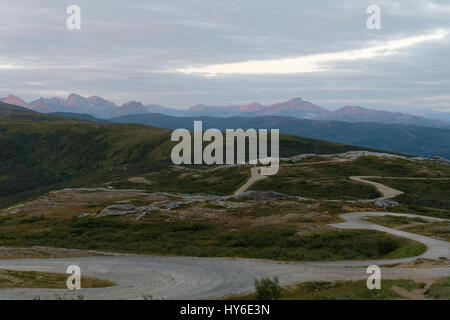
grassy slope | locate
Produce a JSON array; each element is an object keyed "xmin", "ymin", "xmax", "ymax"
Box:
[
  {"xmin": 0, "ymin": 119, "xmax": 173, "ymax": 208},
  {"xmin": 366, "ymin": 215, "xmax": 450, "ymax": 241},
  {"xmin": 251, "ymin": 157, "xmax": 450, "ymax": 201},
  {"xmin": 0, "ymin": 103, "xmax": 442, "ymax": 262},
  {"xmin": 373, "ymin": 179, "xmax": 450, "ymax": 211},
  {"xmin": 0, "ymin": 102, "xmax": 378, "ymax": 207},
  {"xmin": 0, "ymin": 215, "xmax": 425, "ymax": 261}
]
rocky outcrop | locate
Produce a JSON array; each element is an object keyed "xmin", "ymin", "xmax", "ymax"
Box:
[
  {"xmin": 97, "ymin": 204, "xmax": 137, "ymax": 217},
  {"xmin": 374, "ymin": 199, "xmax": 399, "ymax": 208},
  {"xmin": 97, "ymin": 203, "xmax": 155, "ymax": 218}
]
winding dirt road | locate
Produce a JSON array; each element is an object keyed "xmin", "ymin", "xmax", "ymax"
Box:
[
  {"xmin": 0, "ymin": 165, "xmax": 448, "ymax": 300},
  {"xmin": 0, "ymin": 210, "xmax": 448, "ymax": 300},
  {"xmin": 237, "ymin": 163, "xmax": 449, "ymax": 201},
  {"xmin": 350, "ymin": 176, "xmax": 450, "ymax": 200}
]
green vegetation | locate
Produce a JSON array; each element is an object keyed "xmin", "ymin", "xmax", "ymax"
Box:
[
  {"xmin": 254, "ymin": 277, "xmax": 282, "ymax": 300},
  {"xmin": 405, "ymin": 222, "xmax": 450, "ymax": 241},
  {"xmin": 373, "ymin": 179, "xmax": 450, "ymax": 216},
  {"xmin": 366, "ymin": 215, "xmax": 450, "ymax": 241},
  {"xmin": 275, "ymin": 134, "xmax": 372, "ymax": 157},
  {"xmin": 0, "ymin": 269, "xmax": 113, "ymax": 289},
  {"xmin": 0, "ymin": 118, "xmax": 173, "ymax": 209},
  {"xmin": 365, "ymin": 215, "xmax": 427, "ymax": 228},
  {"xmin": 0, "ymin": 103, "xmax": 447, "ymax": 266},
  {"xmin": 252, "ymin": 177, "xmax": 380, "ymax": 200},
  {"xmin": 251, "ymin": 157, "xmax": 450, "ymax": 201},
  {"xmin": 112, "ymin": 166, "xmax": 249, "ymax": 196},
  {"xmin": 231, "ymin": 279, "xmax": 426, "ymax": 300},
  {"xmin": 0, "ymin": 103, "xmax": 388, "ymax": 208},
  {"xmin": 384, "ymin": 243, "xmax": 426, "ymax": 259},
  {"xmin": 426, "ymin": 277, "xmax": 450, "ymax": 299},
  {"xmin": 0, "ymin": 215, "xmax": 425, "ymax": 261}
]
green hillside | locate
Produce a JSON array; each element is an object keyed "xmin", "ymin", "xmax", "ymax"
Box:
[{"xmin": 0, "ymin": 102, "xmax": 372, "ymax": 208}]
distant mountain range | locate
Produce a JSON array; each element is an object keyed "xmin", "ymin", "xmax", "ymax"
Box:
[
  {"xmin": 2, "ymin": 94, "xmax": 449, "ymax": 129},
  {"xmin": 1, "ymin": 100, "xmax": 450, "ymax": 158}
]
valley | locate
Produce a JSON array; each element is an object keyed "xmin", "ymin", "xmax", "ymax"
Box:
[{"xmin": 0, "ymin": 102, "xmax": 448, "ymax": 300}]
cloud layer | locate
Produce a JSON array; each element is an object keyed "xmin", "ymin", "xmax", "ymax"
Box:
[{"xmin": 0, "ymin": 0, "xmax": 449, "ymax": 112}]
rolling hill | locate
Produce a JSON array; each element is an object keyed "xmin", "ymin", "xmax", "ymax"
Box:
[{"xmin": 0, "ymin": 102, "xmax": 373, "ymax": 208}]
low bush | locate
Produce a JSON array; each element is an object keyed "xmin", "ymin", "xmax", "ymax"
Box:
[{"xmin": 254, "ymin": 277, "xmax": 282, "ymax": 300}]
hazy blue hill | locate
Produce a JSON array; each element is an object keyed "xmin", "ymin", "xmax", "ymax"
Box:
[
  {"xmin": 0, "ymin": 102, "xmax": 35, "ymax": 116},
  {"xmin": 0, "ymin": 102, "xmax": 70, "ymax": 121},
  {"xmin": 316, "ymin": 106, "xmax": 450, "ymax": 129},
  {"xmin": 51, "ymin": 112, "xmax": 109, "ymax": 123},
  {"xmin": 110, "ymin": 113, "xmax": 450, "ymax": 159}
]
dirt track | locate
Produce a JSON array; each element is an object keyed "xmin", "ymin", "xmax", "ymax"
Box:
[
  {"xmin": 0, "ymin": 164, "xmax": 448, "ymax": 299},
  {"xmin": 0, "ymin": 211, "xmax": 448, "ymax": 300}
]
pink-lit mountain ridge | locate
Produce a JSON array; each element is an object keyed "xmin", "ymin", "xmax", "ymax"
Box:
[{"xmin": 1, "ymin": 94, "xmax": 449, "ymax": 129}]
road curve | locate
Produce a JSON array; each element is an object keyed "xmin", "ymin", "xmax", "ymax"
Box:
[
  {"xmin": 0, "ymin": 211, "xmax": 448, "ymax": 300},
  {"xmin": 1, "ymin": 165, "xmax": 448, "ymax": 299},
  {"xmin": 349, "ymin": 176, "xmax": 403, "ymax": 200},
  {"xmin": 235, "ymin": 164, "xmax": 449, "ymax": 202},
  {"xmin": 350, "ymin": 176, "xmax": 450, "ymax": 200},
  {"xmin": 331, "ymin": 212, "xmax": 449, "ymax": 260}
]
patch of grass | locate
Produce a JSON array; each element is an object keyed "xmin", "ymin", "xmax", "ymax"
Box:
[
  {"xmin": 426, "ymin": 277, "xmax": 450, "ymax": 299},
  {"xmin": 112, "ymin": 166, "xmax": 249, "ymax": 196},
  {"xmin": 0, "ymin": 269, "xmax": 114, "ymax": 289},
  {"xmin": 227, "ymin": 202, "xmax": 309, "ymax": 218},
  {"xmin": 0, "ymin": 216, "xmax": 425, "ymax": 261},
  {"xmin": 374, "ymin": 179, "xmax": 450, "ymax": 216},
  {"xmin": 366, "ymin": 215, "xmax": 450, "ymax": 241},
  {"xmin": 230, "ymin": 279, "xmax": 426, "ymax": 300},
  {"xmin": 203, "ymin": 202, "xmax": 227, "ymax": 210},
  {"xmin": 386, "ymin": 204, "xmax": 449, "ymax": 220},
  {"xmin": 251, "ymin": 157, "xmax": 450, "ymax": 201},
  {"xmin": 252, "ymin": 176, "xmax": 380, "ymax": 200},
  {"xmin": 365, "ymin": 215, "xmax": 427, "ymax": 228},
  {"xmin": 384, "ymin": 243, "xmax": 427, "ymax": 259},
  {"xmin": 405, "ymin": 222, "xmax": 450, "ymax": 241}
]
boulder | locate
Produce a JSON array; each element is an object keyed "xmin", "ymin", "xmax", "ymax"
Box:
[{"xmin": 374, "ymin": 199, "xmax": 399, "ymax": 208}]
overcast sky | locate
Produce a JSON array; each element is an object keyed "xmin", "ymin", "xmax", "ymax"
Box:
[{"xmin": 0, "ymin": 0, "xmax": 449, "ymax": 112}]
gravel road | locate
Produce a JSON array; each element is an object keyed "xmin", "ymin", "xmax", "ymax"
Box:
[
  {"xmin": 0, "ymin": 211, "xmax": 448, "ymax": 300},
  {"xmin": 1, "ymin": 167, "xmax": 448, "ymax": 299}
]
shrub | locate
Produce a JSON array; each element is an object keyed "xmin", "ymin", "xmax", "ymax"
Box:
[{"xmin": 254, "ymin": 277, "xmax": 282, "ymax": 300}]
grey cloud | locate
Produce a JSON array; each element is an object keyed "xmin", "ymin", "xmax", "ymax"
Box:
[{"xmin": 0, "ymin": 0, "xmax": 449, "ymax": 112}]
